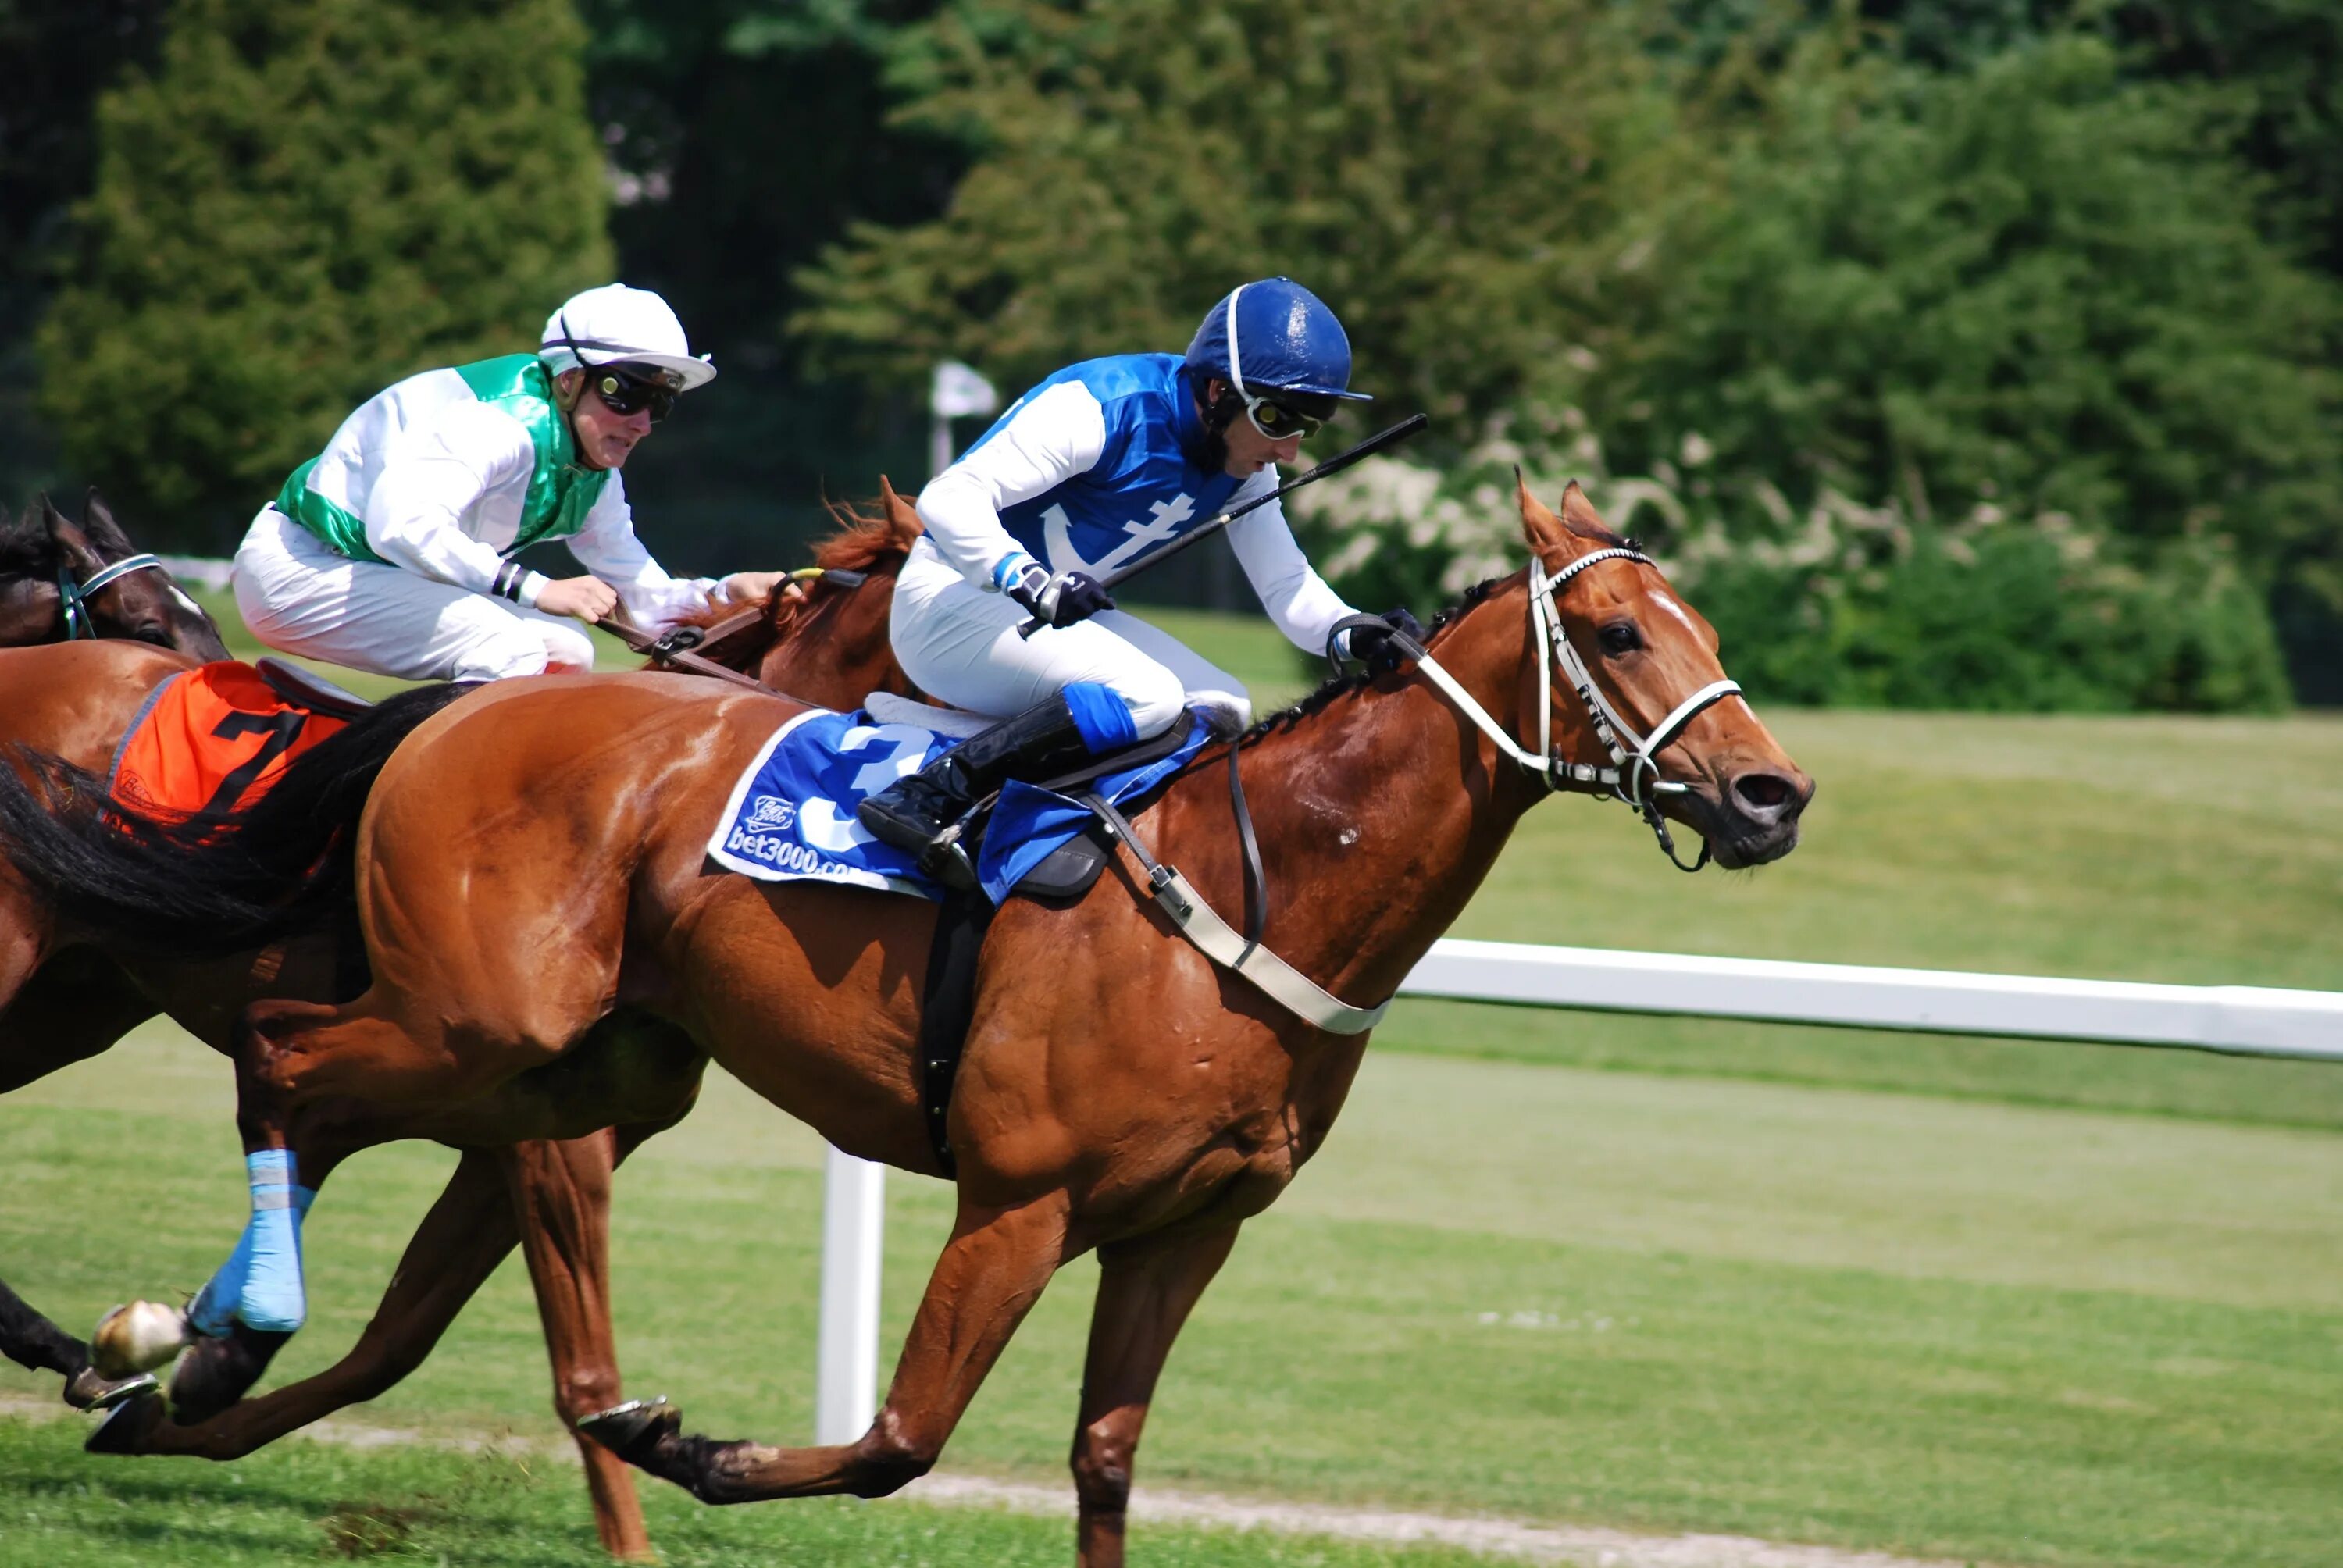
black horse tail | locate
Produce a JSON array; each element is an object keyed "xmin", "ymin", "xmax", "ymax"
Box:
[{"xmin": 0, "ymin": 682, "xmax": 476, "ymax": 958}]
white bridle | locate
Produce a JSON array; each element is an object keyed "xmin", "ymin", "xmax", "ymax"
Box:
[{"xmin": 1355, "ymin": 547, "xmax": 1744, "ymax": 871}]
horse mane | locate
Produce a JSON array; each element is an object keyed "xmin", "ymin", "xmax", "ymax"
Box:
[{"xmin": 812, "ymin": 490, "xmax": 923, "ymax": 572}]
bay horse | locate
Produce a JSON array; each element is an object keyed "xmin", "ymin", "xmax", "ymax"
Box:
[
  {"xmin": 0, "ymin": 499, "xmax": 919, "ymax": 1559},
  {"xmin": 0, "ymin": 480, "xmax": 1809, "ymax": 1566},
  {"xmin": 0, "ymin": 492, "xmax": 234, "ymax": 1406},
  {"xmin": 0, "ymin": 492, "xmax": 231, "ymax": 657}
]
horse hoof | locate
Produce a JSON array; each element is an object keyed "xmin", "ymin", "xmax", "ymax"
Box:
[
  {"xmin": 91, "ymin": 1301, "xmax": 189, "ymax": 1377},
  {"xmin": 168, "ymin": 1321, "xmax": 290, "ymax": 1425},
  {"xmin": 85, "ymin": 1390, "xmax": 167, "ymax": 1456},
  {"xmin": 576, "ymin": 1396, "xmax": 676, "ymax": 1459},
  {"xmin": 65, "ymin": 1366, "xmax": 161, "ymax": 1413}
]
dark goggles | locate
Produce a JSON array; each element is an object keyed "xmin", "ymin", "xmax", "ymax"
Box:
[
  {"xmin": 1236, "ymin": 387, "xmax": 1337, "ymax": 442},
  {"xmin": 587, "ymin": 363, "xmax": 682, "ymax": 423}
]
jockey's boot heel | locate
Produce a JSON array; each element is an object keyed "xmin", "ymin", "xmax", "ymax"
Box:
[{"xmin": 858, "ymin": 693, "xmax": 1098, "ymax": 890}]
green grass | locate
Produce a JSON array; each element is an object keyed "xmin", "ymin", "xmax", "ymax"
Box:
[
  {"xmin": 0, "ymin": 1420, "xmax": 1495, "ymax": 1568},
  {"xmin": 3, "ymin": 1029, "xmax": 2339, "ymax": 1567}
]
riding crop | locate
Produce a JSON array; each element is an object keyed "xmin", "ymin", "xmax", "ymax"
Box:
[{"xmin": 1016, "ymin": 411, "xmax": 1430, "ymax": 638}]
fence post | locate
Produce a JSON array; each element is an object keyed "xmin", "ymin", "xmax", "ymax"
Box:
[{"xmin": 814, "ymin": 1143, "xmax": 886, "ymax": 1445}]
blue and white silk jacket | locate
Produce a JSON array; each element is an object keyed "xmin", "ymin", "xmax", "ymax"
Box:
[{"xmin": 912, "ymin": 353, "xmax": 1356, "ymax": 657}]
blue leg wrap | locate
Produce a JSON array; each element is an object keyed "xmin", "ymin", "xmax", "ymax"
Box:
[
  {"xmin": 1062, "ymin": 681, "xmax": 1139, "ymax": 757},
  {"xmin": 188, "ymin": 1151, "xmax": 314, "ymax": 1337}
]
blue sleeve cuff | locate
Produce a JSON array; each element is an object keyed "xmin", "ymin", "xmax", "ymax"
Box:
[{"xmin": 990, "ymin": 551, "xmax": 1039, "ymax": 593}]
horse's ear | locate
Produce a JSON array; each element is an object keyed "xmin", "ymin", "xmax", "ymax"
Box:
[
  {"xmin": 80, "ymin": 488, "xmax": 132, "ymax": 551},
  {"xmin": 1516, "ymin": 467, "xmax": 1567, "ymax": 554},
  {"xmin": 1558, "ymin": 479, "xmax": 1610, "ymax": 540},
  {"xmin": 37, "ymin": 493, "xmax": 67, "ymax": 533},
  {"xmin": 876, "ymin": 475, "xmax": 924, "ymax": 544}
]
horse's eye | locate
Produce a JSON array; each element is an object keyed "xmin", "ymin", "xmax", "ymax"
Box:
[
  {"xmin": 134, "ymin": 625, "xmax": 173, "ymax": 647},
  {"xmin": 1599, "ymin": 621, "xmax": 1642, "ymax": 656}
]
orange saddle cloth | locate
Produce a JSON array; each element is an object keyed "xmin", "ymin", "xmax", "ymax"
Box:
[{"xmin": 111, "ymin": 662, "xmax": 351, "ymax": 818}]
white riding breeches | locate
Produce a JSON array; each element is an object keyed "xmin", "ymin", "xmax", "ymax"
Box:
[
  {"xmin": 233, "ymin": 506, "xmax": 597, "ymax": 682},
  {"xmin": 890, "ymin": 538, "xmax": 1252, "ymax": 738}
]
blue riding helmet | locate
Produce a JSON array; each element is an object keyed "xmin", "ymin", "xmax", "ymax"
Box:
[{"xmin": 1182, "ymin": 278, "xmax": 1371, "ymax": 403}]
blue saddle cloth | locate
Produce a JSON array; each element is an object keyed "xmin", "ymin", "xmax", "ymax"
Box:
[{"xmin": 708, "ymin": 706, "xmax": 1211, "ymax": 904}]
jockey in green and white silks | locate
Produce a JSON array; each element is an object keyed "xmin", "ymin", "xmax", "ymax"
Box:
[
  {"xmin": 856, "ymin": 277, "xmax": 1422, "ymax": 889},
  {"xmin": 234, "ymin": 283, "xmax": 779, "ymax": 684}
]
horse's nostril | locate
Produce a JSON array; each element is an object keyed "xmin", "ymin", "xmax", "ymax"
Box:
[{"xmin": 1731, "ymin": 772, "xmax": 1796, "ymax": 817}]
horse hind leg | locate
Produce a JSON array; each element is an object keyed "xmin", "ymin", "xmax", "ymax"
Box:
[
  {"xmin": 583, "ymin": 1191, "xmax": 1075, "ymax": 1506},
  {"xmin": 1069, "ymin": 1224, "xmax": 1241, "ymax": 1568},
  {"xmin": 0, "ymin": 944, "xmax": 158, "ymax": 1094},
  {"xmin": 502, "ymin": 1133, "xmax": 654, "ymax": 1563}
]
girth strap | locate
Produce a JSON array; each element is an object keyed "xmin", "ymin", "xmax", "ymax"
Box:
[{"xmin": 915, "ymin": 887, "xmax": 996, "ymax": 1177}]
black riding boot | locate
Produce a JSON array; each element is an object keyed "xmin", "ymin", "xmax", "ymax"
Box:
[{"xmin": 857, "ymin": 693, "xmax": 1098, "ymax": 889}]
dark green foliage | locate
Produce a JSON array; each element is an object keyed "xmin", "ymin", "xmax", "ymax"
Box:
[
  {"xmin": 565, "ymin": 1, "xmax": 959, "ymax": 569},
  {"xmin": 0, "ymin": 2, "xmax": 169, "ymax": 501},
  {"xmin": 36, "ymin": 0, "xmax": 613, "ymax": 548},
  {"xmin": 804, "ymin": 4, "xmax": 2338, "ymax": 710},
  {"xmin": 1580, "ymin": 34, "xmax": 2340, "ymax": 709},
  {"xmin": 792, "ymin": 0, "xmax": 1682, "ymax": 420},
  {"xmin": 1691, "ymin": 526, "xmax": 2292, "ymax": 711}
]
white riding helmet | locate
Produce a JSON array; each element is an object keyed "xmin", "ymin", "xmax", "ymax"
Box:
[{"xmin": 538, "ymin": 283, "xmax": 716, "ymax": 390}]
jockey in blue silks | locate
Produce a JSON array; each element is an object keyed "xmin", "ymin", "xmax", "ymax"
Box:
[{"xmin": 858, "ymin": 276, "xmax": 1422, "ymax": 886}]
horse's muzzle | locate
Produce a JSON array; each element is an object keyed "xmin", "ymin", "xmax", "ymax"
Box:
[{"xmin": 1690, "ymin": 763, "xmax": 1813, "ymax": 869}]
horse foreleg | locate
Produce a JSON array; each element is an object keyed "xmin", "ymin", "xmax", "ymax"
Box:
[
  {"xmin": 1070, "ymin": 1224, "xmax": 1242, "ymax": 1568},
  {"xmin": 501, "ymin": 1132, "xmax": 653, "ymax": 1563},
  {"xmin": 585, "ymin": 1191, "xmax": 1074, "ymax": 1505},
  {"xmin": 102, "ymin": 1146, "xmax": 519, "ymax": 1456}
]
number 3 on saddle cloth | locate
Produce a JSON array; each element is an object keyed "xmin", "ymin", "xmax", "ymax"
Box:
[{"xmin": 111, "ymin": 661, "xmax": 362, "ymax": 820}]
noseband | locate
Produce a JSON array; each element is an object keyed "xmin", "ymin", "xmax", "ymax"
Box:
[
  {"xmin": 1332, "ymin": 547, "xmax": 1742, "ymax": 872},
  {"xmin": 57, "ymin": 553, "xmax": 165, "ymax": 640}
]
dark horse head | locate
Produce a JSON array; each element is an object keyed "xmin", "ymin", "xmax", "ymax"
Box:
[{"xmin": 0, "ymin": 492, "xmax": 231, "ymax": 658}]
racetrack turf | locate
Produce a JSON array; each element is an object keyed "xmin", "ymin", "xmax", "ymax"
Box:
[{"xmin": 2, "ymin": 1026, "xmax": 2336, "ymax": 1567}]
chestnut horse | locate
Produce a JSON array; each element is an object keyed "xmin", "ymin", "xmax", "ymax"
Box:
[
  {"xmin": 0, "ymin": 481, "xmax": 1809, "ymax": 1566},
  {"xmin": 0, "ymin": 502, "xmax": 918, "ymax": 1558}
]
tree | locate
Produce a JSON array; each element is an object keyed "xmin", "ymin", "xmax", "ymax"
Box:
[
  {"xmin": 37, "ymin": 0, "xmax": 613, "ymax": 547},
  {"xmin": 792, "ymin": 0, "xmax": 1690, "ymax": 422},
  {"xmin": 568, "ymin": 0, "xmax": 964, "ymax": 567},
  {"xmin": 1579, "ymin": 35, "xmax": 2342, "ymax": 696},
  {"xmin": 0, "ymin": 1, "xmax": 169, "ymax": 502}
]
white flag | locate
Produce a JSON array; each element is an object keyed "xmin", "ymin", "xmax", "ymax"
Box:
[{"xmin": 930, "ymin": 360, "xmax": 999, "ymax": 419}]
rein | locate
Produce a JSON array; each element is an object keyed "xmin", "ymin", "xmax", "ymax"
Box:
[
  {"xmin": 603, "ymin": 565, "xmax": 870, "ymax": 694},
  {"xmin": 57, "ymin": 554, "xmax": 165, "ymax": 640},
  {"xmin": 1328, "ymin": 547, "xmax": 1741, "ymax": 872}
]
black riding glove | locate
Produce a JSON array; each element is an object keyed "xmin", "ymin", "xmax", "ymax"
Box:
[
  {"xmin": 1006, "ymin": 561, "xmax": 1116, "ymax": 629},
  {"xmin": 1342, "ymin": 608, "xmax": 1425, "ymax": 675}
]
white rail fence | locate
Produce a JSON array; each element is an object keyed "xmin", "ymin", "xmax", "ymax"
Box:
[{"xmin": 810, "ymin": 937, "xmax": 2343, "ymax": 1441}]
